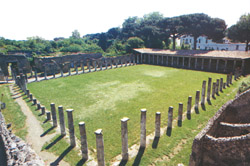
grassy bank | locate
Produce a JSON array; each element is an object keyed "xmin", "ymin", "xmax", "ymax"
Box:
[{"xmin": 0, "ymin": 85, "xmax": 27, "ymax": 140}]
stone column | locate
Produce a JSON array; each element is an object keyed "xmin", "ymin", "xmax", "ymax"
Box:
[
  {"xmin": 216, "ymin": 79, "xmax": 219, "ymax": 95},
  {"xmin": 212, "ymin": 82, "xmax": 216, "ymax": 98},
  {"xmin": 241, "ymin": 60, "xmax": 245, "ymax": 75},
  {"xmin": 58, "ymin": 106, "xmax": 66, "ymax": 136},
  {"xmin": 157, "ymin": 55, "xmax": 159, "ymax": 65},
  {"xmin": 230, "ymin": 74, "xmax": 233, "ymax": 84},
  {"xmin": 155, "ymin": 112, "xmax": 161, "ymax": 137},
  {"xmin": 60, "ymin": 68, "xmax": 64, "ymax": 77},
  {"xmin": 223, "ymin": 83, "xmax": 226, "ymax": 89},
  {"xmin": 233, "ymin": 60, "xmax": 236, "ymax": 71},
  {"xmin": 68, "ymin": 64, "xmax": 71, "ymax": 76},
  {"xmin": 201, "ymin": 81, "xmax": 206, "ymax": 105},
  {"xmin": 195, "ymin": 90, "xmax": 200, "ymax": 110},
  {"xmin": 226, "ymin": 75, "xmax": 230, "ymax": 86},
  {"xmin": 187, "ymin": 96, "xmax": 192, "ymax": 119},
  {"xmin": 166, "ymin": 56, "xmax": 169, "ymax": 66},
  {"xmin": 148, "ymin": 54, "xmax": 151, "ymax": 64},
  {"xmin": 105, "ymin": 60, "xmax": 108, "ymax": 70},
  {"xmin": 33, "ymin": 98, "xmax": 37, "ymax": 105},
  {"xmin": 178, "ymin": 103, "xmax": 183, "ymax": 127},
  {"xmin": 95, "ymin": 129, "xmax": 105, "ymax": 166},
  {"xmin": 35, "ymin": 69, "xmax": 38, "ymax": 81},
  {"xmin": 141, "ymin": 54, "xmax": 143, "ymax": 64},
  {"xmin": 121, "ymin": 117, "xmax": 129, "ymax": 161},
  {"xmin": 88, "ymin": 61, "xmax": 91, "ymax": 72},
  {"xmin": 53, "ymin": 66, "xmax": 56, "ymax": 78},
  {"xmin": 41, "ymin": 106, "xmax": 45, "ymax": 115},
  {"xmin": 75, "ymin": 63, "xmax": 79, "ymax": 74},
  {"xmin": 37, "ymin": 103, "xmax": 41, "ymax": 110},
  {"xmin": 224, "ymin": 60, "xmax": 227, "ymax": 72},
  {"xmin": 194, "ymin": 58, "xmax": 198, "ymax": 69},
  {"xmin": 216, "ymin": 59, "xmax": 219, "ymax": 71},
  {"xmin": 171, "ymin": 56, "xmax": 174, "ymax": 66},
  {"xmin": 162, "ymin": 56, "xmax": 164, "ymax": 65},
  {"xmin": 188, "ymin": 57, "xmax": 191, "ymax": 68},
  {"xmin": 220, "ymin": 78, "xmax": 223, "ymax": 92},
  {"xmin": 26, "ymin": 89, "xmax": 30, "ymax": 97},
  {"xmin": 83, "ymin": 61, "xmax": 85, "ymax": 73},
  {"xmin": 100, "ymin": 60, "xmax": 103, "ymax": 70},
  {"xmin": 153, "ymin": 54, "xmax": 155, "ymax": 64},
  {"xmin": 46, "ymin": 111, "xmax": 51, "ymax": 120},
  {"xmin": 208, "ymin": 59, "xmax": 212, "ymax": 71},
  {"xmin": 50, "ymin": 103, "xmax": 57, "ymax": 127},
  {"xmin": 167, "ymin": 106, "xmax": 173, "ymax": 129},
  {"xmin": 201, "ymin": 59, "xmax": 204, "ymax": 70},
  {"xmin": 66, "ymin": 109, "xmax": 76, "ymax": 147},
  {"xmin": 140, "ymin": 109, "xmax": 147, "ymax": 148},
  {"xmin": 94, "ymin": 61, "xmax": 97, "ymax": 71},
  {"xmin": 115, "ymin": 60, "xmax": 118, "ymax": 68},
  {"xmin": 182, "ymin": 57, "xmax": 185, "ymax": 68},
  {"xmin": 177, "ymin": 57, "xmax": 179, "ymax": 67},
  {"xmin": 110, "ymin": 60, "xmax": 113, "ymax": 69},
  {"xmin": 207, "ymin": 77, "xmax": 212, "ymax": 101},
  {"xmin": 29, "ymin": 93, "xmax": 33, "ymax": 101},
  {"xmin": 137, "ymin": 55, "xmax": 139, "ymax": 64},
  {"xmin": 44, "ymin": 66, "xmax": 47, "ymax": 80},
  {"xmin": 79, "ymin": 122, "xmax": 88, "ymax": 160}
]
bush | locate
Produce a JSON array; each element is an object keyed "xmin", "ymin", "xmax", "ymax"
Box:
[{"xmin": 125, "ymin": 37, "xmax": 144, "ymax": 53}]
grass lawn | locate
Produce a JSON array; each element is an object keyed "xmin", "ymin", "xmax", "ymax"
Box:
[
  {"xmin": 27, "ymin": 64, "xmax": 228, "ymax": 163},
  {"xmin": 0, "ymin": 85, "xmax": 27, "ymax": 140}
]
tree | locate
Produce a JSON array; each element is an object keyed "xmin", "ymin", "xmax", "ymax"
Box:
[
  {"xmin": 179, "ymin": 13, "xmax": 226, "ymax": 50},
  {"xmin": 71, "ymin": 30, "xmax": 81, "ymax": 39},
  {"xmin": 227, "ymin": 14, "xmax": 250, "ymax": 51},
  {"xmin": 125, "ymin": 37, "xmax": 144, "ymax": 53},
  {"xmin": 121, "ymin": 16, "xmax": 141, "ymax": 39},
  {"xmin": 159, "ymin": 17, "xmax": 182, "ymax": 50}
]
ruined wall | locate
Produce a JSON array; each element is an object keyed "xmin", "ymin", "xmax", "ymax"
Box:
[
  {"xmin": 189, "ymin": 89, "xmax": 250, "ymax": 166},
  {"xmin": 0, "ymin": 55, "xmax": 31, "ymax": 76},
  {"xmin": 0, "ymin": 112, "xmax": 44, "ymax": 165}
]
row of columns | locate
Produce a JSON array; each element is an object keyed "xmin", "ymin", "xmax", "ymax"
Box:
[
  {"xmin": 33, "ymin": 55, "xmax": 136, "ymax": 82},
  {"xmin": 136, "ymin": 54, "xmax": 245, "ymax": 74}
]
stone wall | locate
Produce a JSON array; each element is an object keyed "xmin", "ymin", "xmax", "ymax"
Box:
[
  {"xmin": 0, "ymin": 112, "xmax": 44, "ymax": 166},
  {"xmin": 189, "ymin": 89, "xmax": 250, "ymax": 166}
]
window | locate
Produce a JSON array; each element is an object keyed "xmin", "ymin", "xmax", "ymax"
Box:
[
  {"xmin": 236, "ymin": 45, "xmax": 239, "ymax": 50},
  {"xmin": 190, "ymin": 39, "xmax": 192, "ymax": 43},
  {"xmin": 206, "ymin": 39, "xmax": 208, "ymax": 43},
  {"xmin": 199, "ymin": 39, "xmax": 201, "ymax": 43}
]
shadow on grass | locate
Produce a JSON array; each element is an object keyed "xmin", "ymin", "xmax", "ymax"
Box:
[
  {"xmin": 45, "ymin": 135, "xmax": 64, "ymax": 150},
  {"xmin": 178, "ymin": 120, "xmax": 182, "ymax": 127},
  {"xmin": 50, "ymin": 146, "xmax": 73, "ymax": 166},
  {"xmin": 119, "ymin": 159, "xmax": 128, "ymax": 166},
  {"xmin": 132, "ymin": 147, "xmax": 145, "ymax": 166},
  {"xmin": 187, "ymin": 114, "xmax": 191, "ymax": 120},
  {"xmin": 201, "ymin": 104, "xmax": 206, "ymax": 111},
  {"xmin": 216, "ymin": 93, "xmax": 220, "ymax": 96},
  {"xmin": 195, "ymin": 107, "xmax": 200, "ymax": 114},
  {"xmin": 76, "ymin": 159, "xmax": 87, "ymax": 166},
  {"xmin": 40, "ymin": 126, "xmax": 55, "ymax": 137},
  {"xmin": 166, "ymin": 127, "xmax": 172, "ymax": 136},
  {"xmin": 212, "ymin": 95, "xmax": 216, "ymax": 100},
  {"xmin": 43, "ymin": 119, "xmax": 49, "ymax": 124},
  {"xmin": 207, "ymin": 99, "xmax": 212, "ymax": 105},
  {"xmin": 152, "ymin": 136, "xmax": 160, "ymax": 149}
]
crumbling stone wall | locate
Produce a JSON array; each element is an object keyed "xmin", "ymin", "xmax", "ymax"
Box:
[
  {"xmin": 0, "ymin": 112, "xmax": 44, "ymax": 166},
  {"xmin": 189, "ymin": 89, "xmax": 250, "ymax": 166}
]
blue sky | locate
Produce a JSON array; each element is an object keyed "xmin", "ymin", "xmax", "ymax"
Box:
[{"xmin": 1, "ymin": 0, "xmax": 249, "ymax": 40}]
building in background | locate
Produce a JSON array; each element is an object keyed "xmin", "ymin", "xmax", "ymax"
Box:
[{"xmin": 180, "ymin": 35, "xmax": 247, "ymax": 51}]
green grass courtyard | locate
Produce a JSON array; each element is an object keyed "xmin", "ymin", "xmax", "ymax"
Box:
[{"xmin": 27, "ymin": 64, "xmax": 228, "ymax": 163}]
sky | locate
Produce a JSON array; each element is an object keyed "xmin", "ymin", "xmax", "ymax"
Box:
[{"xmin": 1, "ymin": 0, "xmax": 250, "ymax": 40}]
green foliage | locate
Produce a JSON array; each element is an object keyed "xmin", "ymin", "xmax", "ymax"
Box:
[
  {"xmin": 125, "ymin": 37, "xmax": 144, "ymax": 53},
  {"xmin": 60, "ymin": 44, "xmax": 83, "ymax": 52},
  {"xmin": 227, "ymin": 13, "xmax": 250, "ymax": 51}
]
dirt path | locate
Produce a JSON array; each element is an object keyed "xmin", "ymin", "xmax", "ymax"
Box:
[{"xmin": 9, "ymin": 84, "xmax": 70, "ymax": 166}]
